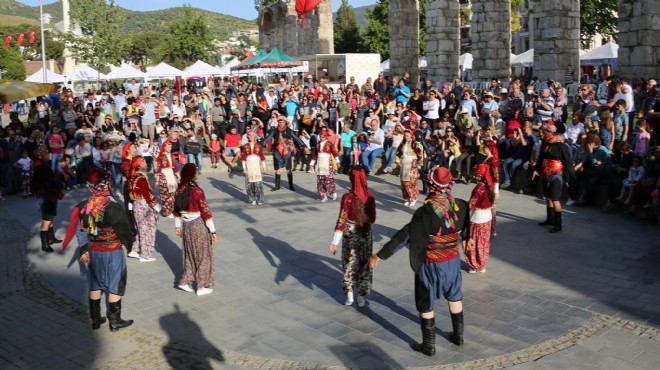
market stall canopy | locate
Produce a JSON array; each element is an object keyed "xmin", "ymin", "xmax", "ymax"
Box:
[
  {"xmin": 0, "ymin": 80, "xmax": 59, "ymax": 102},
  {"xmin": 25, "ymin": 68, "xmax": 65, "ymax": 83},
  {"xmin": 380, "ymin": 59, "xmax": 390, "ymax": 72},
  {"xmin": 106, "ymin": 63, "xmax": 145, "ymax": 80},
  {"xmin": 236, "ymin": 49, "xmax": 269, "ymax": 69},
  {"xmin": 511, "ymin": 49, "xmax": 534, "ymax": 67},
  {"xmin": 419, "ymin": 56, "xmax": 428, "ymax": 69},
  {"xmin": 146, "ymin": 62, "xmax": 183, "ymax": 79},
  {"xmin": 218, "ymin": 58, "xmax": 240, "ymax": 75},
  {"xmin": 580, "ymin": 42, "xmax": 618, "ymax": 65},
  {"xmin": 71, "ymin": 65, "xmax": 107, "ymax": 81},
  {"xmin": 459, "ymin": 53, "xmax": 473, "ymax": 71},
  {"xmin": 184, "ymin": 60, "xmax": 221, "ymax": 77},
  {"xmin": 239, "ymin": 48, "xmax": 303, "ymax": 69}
]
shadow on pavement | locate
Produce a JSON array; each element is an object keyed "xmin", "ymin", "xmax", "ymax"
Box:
[
  {"xmin": 155, "ymin": 230, "xmax": 183, "ymax": 287},
  {"xmin": 329, "ymin": 341, "xmax": 404, "ymax": 369}
]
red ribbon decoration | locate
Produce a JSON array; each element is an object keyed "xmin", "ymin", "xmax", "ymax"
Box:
[
  {"xmin": 295, "ymin": 0, "xmax": 322, "ymax": 29},
  {"xmin": 4, "ymin": 34, "xmax": 12, "ymax": 48},
  {"xmin": 29, "ymin": 30, "xmax": 37, "ymax": 44},
  {"xmin": 16, "ymin": 33, "xmax": 25, "ymax": 46}
]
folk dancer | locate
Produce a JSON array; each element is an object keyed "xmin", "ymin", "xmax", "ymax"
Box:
[
  {"xmin": 464, "ymin": 164, "xmax": 495, "ymax": 273},
  {"xmin": 263, "ymin": 116, "xmax": 309, "ymax": 191},
  {"xmin": 533, "ymin": 122, "xmax": 574, "ymax": 233},
  {"xmin": 174, "ymin": 164, "xmax": 218, "ymax": 296},
  {"xmin": 156, "ymin": 140, "xmax": 179, "ymax": 218},
  {"xmin": 396, "ymin": 130, "xmax": 424, "ymax": 207},
  {"xmin": 329, "ymin": 166, "xmax": 376, "ymax": 307},
  {"xmin": 484, "ymin": 140, "xmax": 500, "ymax": 236},
  {"xmin": 33, "ymin": 145, "xmax": 63, "ymax": 253},
  {"xmin": 62, "ymin": 169, "xmax": 134, "ymax": 331},
  {"xmin": 127, "ymin": 156, "xmax": 162, "ymax": 262},
  {"xmin": 369, "ymin": 167, "xmax": 471, "ymax": 355},
  {"xmin": 310, "ymin": 128, "xmax": 341, "ymax": 202},
  {"xmin": 241, "ymin": 129, "xmax": 268, "ymax": 205}
]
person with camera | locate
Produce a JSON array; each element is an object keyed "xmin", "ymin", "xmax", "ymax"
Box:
[
  {"xmin": 393, "ymin": 79, "xmax": 411, "ymax": 106},
  {"xmin": 361, "ymin": 119, "xmax": 385, "ymax": 175},
  {"xmin": 534, "ymin": 85, "xmax": 555, "ymax": 123}
]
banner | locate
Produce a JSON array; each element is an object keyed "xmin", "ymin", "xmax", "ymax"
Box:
[
  {"xmin": 29, "ymin": 30, "xmax": 36, "ymax": 44},
  {"xmin": 16, "ymin": 33, "xmax": 25, "ymax": 46},
  {"xmin": 4, "ymin": 34, "xmax": 12, "ymax": 48}
]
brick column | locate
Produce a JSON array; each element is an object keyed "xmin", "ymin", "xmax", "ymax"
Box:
[
  {"xmin": 425, "ymin": 0, "xmax": 461, "ymax": 84},
  {"xmin": 471, "ymin": 0, "xmax": 511, "ymax": 82}
]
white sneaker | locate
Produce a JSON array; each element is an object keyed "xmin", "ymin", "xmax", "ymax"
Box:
[
  {"xmin": 178, "ymin": 284, "xmax": 193, "ymax": 292},
  {"xmin": 196, "ymin": 287, "xmax": 213, "ymax": 296},
  {"xmin": 566, "ymin": 199, "xmax": 576, "ymax": 206},
  {"xmin": 127, "ymin": 251, "xmax": 140, "ymax": 259},
  {"xmin": 357, "ymin": 296, "xmax": 366, "ymax": 308},
  {"xmin": 320, "ymin": 196, "xmax": 328, "ymax": 203},
  {"xmin": 139, "ymin": 257, "xmax": 156, "ymax": 262},
  {"xmin": 479, "ymin": 269, "xmax": 487, "ymax": 273},
  {"xmin": 409, "ymin": 200, "xmax": 417, "ymax": 207},
  {"xmin": 345, "ymin": 291, "xmax": 354, "ymax": 306},
  {"xmin": 468, "ymin": 269, "xmax": 478, "ymax": 274},
  {"xmin": 331, "ymin": 193, "xmax": 337, "ymax": 201},
  {"xmin": 251, "ymin": 200, "xmax": 257, "ymax": 206},
  {"xmin": 167, "ymin": 214, "xmax": 174, "ymax": 219},
  {"xmin": 403, "ymin": 201, "xmax": 410, "ymax": 206},
  {"xmin": 257, "ymin": 201, "xmax": 264, "ymax": 206}
]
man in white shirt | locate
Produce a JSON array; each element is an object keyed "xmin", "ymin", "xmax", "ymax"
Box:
[{"xmin": 361, "ymin": 119, "xmax": 385, "ymax": 174}]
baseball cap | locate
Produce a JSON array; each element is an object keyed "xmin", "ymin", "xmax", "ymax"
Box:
[{"xmin": 590, "ymin": 115, "xmax": 600, "ymax": 122}]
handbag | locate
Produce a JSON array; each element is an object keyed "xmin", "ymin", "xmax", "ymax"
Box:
[{"xmin": 302, "ymin": 114, "xmax": 313, "ymax": 126}]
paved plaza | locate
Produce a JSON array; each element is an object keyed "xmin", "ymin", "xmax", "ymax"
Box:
[{"xmin": 1, "ymin": 166, "xmax": 659, "ymax": 369}]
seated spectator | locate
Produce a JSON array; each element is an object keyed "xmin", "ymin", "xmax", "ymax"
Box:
[
  {"xmin": 616, "ymin": 155, "xmax": 644, "ymax": 204},
  {"xmin": 502, "ymin": 126, "xmax": 533, "ymax": 189},
  {"xmin": 576, "ymin": 134, "xmax": 612, "ymax": 206},
  {"xmin": 221, "ymin": 126, "xmax": 241, "ymax": 172}
]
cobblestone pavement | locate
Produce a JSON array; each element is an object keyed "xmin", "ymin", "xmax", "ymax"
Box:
[{"xmin": 1, "ymin": 164, "xmax": 659, "ymax": 369}]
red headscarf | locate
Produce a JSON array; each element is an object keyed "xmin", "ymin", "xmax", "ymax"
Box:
[
  {"xmin": 160, "ymin": 140, "xmax": 172, "ymax": 151},
  {"xmin": 486, "ymin": 139, "xmax": 499, "ymax": 162},
  {"xmin": 349, "ymin": 166, "xmax": 370, "ymax": 204},
  {"xmin": 121, "ymin": 142, "xmax": 134, "ymax": 160},
  {"xmin": 129, "ymin": 156, "xmax": 143, "ymax": 180},
  {"xmin": 475, "ymin": 164, "xmax": 494, "ymax": 191},
  {"xmin": 177, "ymin": 163, "xmax": 197, "ymax": 192}
]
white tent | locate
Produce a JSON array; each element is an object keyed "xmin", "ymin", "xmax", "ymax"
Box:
[
  {"xmin": 71, "ymin": 65, "xmax": 107, "ymax": 81},
  {"xmin": 512, "ymin": 48, "xmax": 534, "ymax": 67},
  {"xmin": 25, "ymin": 68, "xmax": 65, "ymax": 83},
  {"xmin": 217, "ymin": 58, "xmax": 240, "ymax": 75},
  {"xmin": 580, "ymin": 42, "xmax": 618, "ymax": 64},
  {"xmin": 380, "ymin": 59, "xmax": 390, "ymax": 72},
  {"xmin": 419, "ymin": 56, "xmax": 428, "ymax": 69},
  {"xmin": 146, "ymin": 62, "xmax": 183, "ymax": 79},
  {"xmin": 184, "ymin": 60, "xmax": 220, "ymax": 77},
  {"xmin": 106, "ymin": 63, "xmax": 145, "ymax": 80},
  {"xmin": 459, "ymin": 53, "xmax": 473, "ymax": 71}
]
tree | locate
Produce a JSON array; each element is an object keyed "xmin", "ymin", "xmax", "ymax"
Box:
[
  {"xmin": 359, "ymin": 0, "xmax": 390, "ymax": 59},
  {"xmin": 58, "ymin": 0, "xmax": 128, "ymax": 77},
  {"xmin": 127, "ymin": 32, "xmax": 163, "ymax": 70},
  {"xmin": 334, "ymin": 0, "xmax": 361, "ymax": 53},
  {"xmin": 510, "ymin": 0, "xmax": 524, "ymax": 33},
  {"xmin": 580, "ymin": 0, "xmax": 618, "ymax": 48},
  {"xmin": 0, "ymin": 24, "xmax": 65, "ymax": 64},
  {"xmin": 254, "ymin": 0, "xmax": 280, "ymax": 12},
  {"xmin": 163, "ymin": 5, "xmax": 216, "ymax": 69},
  {"xmin": 0, "ymin": 46, "xmax": 26, "ymax": 80}
]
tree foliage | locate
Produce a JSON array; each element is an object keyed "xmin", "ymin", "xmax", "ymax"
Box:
[
  {"xmin": 153, "ymin": 5, "xmax": 215, "ymax": 69},
  {"xmin": 0, "ymin": 24, "xmax": 64, "ymax": 63},
  {"xmin": 334, "ymin": 0, "xmax": 362, "ymax": 53},
  {"xmin": 580, "ymin": 0, "xmax": 618, "ymax": 48},
  {"xmin": 0, "ymin": 45, "xmax": 26, "ymax": 80},
  {"xmin": 59, "ymin": 0, "xmax": 128, "ymax": 73},
  {"xmin": 359, "ymin": 0, "xmax": 390, "ymax": 59},
  {"xmin": 126, "ymin": 32, "xmax": 163, "ymax": 70},
  {"xmin": 510, "ymin": 0, "xmax": 524, "ymax": 33},
  {"xmin": 253, "ymin": 0, "xmax": 280, "ymax": 12}
]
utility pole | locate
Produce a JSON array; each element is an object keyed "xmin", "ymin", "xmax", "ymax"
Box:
[{"xmin": 40, "ymin": 0, "xmax": 48, "ymax": 82}]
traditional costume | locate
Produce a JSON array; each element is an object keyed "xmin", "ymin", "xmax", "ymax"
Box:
[
  {"xmin": 464, "ymin": 164, "xmax": 495, "ymax": 273},
  {"xmin": 128, "ymin": 157, "xmax": 161, "ymax": 261},
  {"xmin": 156, "ymin": 141, "xmax": 179, "ymax": 217},
  {"xmin": 484, "ymin": 140, "xmax": 500, "ymax": 237},
  {"xmin": 62, "ymin": 169, "xmax": 134, "ymax": 331},
  {"xmin": 330, "ymin": 167, "xmax": 376, "ymax": 307},
  {"xmin": 311, "ymin": 129, "xmax": 340, "ymax": 202},
  {"xmin": 174, "ymin": 164, "xmax": 216, "ymax": 295},
  {"xmin": 372, "ymin": 167, "xmax": 470, "ymax": 355},
  {"xmin": 32, "ymin": 145, "xmax": 63, "ymax": 252},
  {"xmin": 536, "ymin": 122, "xmax": 574, "ymax": 232},
  {"xmin": 396, "ymin": 132, "xmax": 424, "ymax": 206},
  {"xmin": 241, "ymin": 130, "xmax": 267, "ymax": 205},
  {"xmin": 263, "ymin": 117, "xmax": 307, "ymax": 191}
]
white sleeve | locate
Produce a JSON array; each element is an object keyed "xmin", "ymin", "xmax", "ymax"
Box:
[
  {"xmin": 174, "ymin": 217, "xmax": 181, "ymax": 228},
  {"xmin": 331, "ymin": 231, "xmax": 343, "ymax": 246},
  {"xmin": 205, "ymin": 219, "xmax": 216, "ymax": 233}
]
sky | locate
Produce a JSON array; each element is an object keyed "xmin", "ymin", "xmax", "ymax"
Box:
[{"xmin": 17, "ymin": 0, "xmax": 378, "ymax": 20}]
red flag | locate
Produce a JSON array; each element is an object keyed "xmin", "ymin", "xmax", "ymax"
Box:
[
  {"xmin": 295, "ymin": 0, "xmax": 322, "ymax": 29},
  {"xmin": 16, "ymin": 33, "xmax": 25, "ymax": 46},
  {"xmin": 28, "ymin": 30, "xmax": 37, "ymax": 44},
  {"xmin": 4, "ymin": 34, "xmax": 12, "ymax": 48}
]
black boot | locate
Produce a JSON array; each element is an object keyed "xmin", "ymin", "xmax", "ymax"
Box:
[
  {"xmin": 448, "ymin": 312, "xmax": 464, "ymax": 346},
  {"xmin": 89, "ymin": 298, "xmax": 106, "ymax": 330},
  {"xmin": 287, "ymin": 173, "xmax": 296, "ymax": 191},
  {"xmin": 538, "ymin": 207, "xmax": 555, "ymax": 226},
  {"xmin": 550, "ymin": 211, "xmax": 562, "ymax": 233},
  {"xmin": 49, "ymin": 225, "xmax": 62, "ymax": 244},
  {"xmin": 411, "ymin": 317, "xmax": 436, "ymax": 356},
  {"xmin": 107, "ymin": 300, "xmax": 133, "ymax": 332},
  {"xmin": 40, "ymin": 231, "xmax": 54, "ymax": 253},
  {"xmin": 271, "ymin": 174, "xmax": 281, "ymax": 191}
]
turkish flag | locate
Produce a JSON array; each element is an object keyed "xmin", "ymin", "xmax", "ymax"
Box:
[
  {"xmin": 295, "ymin": 0, "xmax": 322, "ymax": 29},
  {"xmin": 4, "ymin": 34, "xmax": 12, "ymax": 48},
  {"xmin": 28, "ymin": 30, "xmax": 37, "ymax": 44},
  {"xmin": 17, "ymin": 33, "xmax": 25, "ymax": 46}
]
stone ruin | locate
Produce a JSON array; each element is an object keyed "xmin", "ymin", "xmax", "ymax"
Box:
[{"xmin": 258, "ymin": 0, "xmax": 334, "ymax": 57}]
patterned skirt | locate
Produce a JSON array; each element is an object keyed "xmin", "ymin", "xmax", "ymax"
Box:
[
  {"xmin": 464, "ymin": 219, "xmax": 492, "ymax": 272},
  {"xmin": 316, "ymin": 167, "xmax": 337, "ymax": 199},
  {"xmin": 244, "ymin": 177, "xmax": 265, "ymax": 203},
  {"xmin": 401, "ymin": 166, "xmax": 420, "ymax": 200},
  {"xmin": 158, "ymin": 174, "xmax": 175, "ymax": 217},
  {"xmin": 341, "ymin": 223, "xmax": 373, "ymax": 296},
  {"xmin": 131, "ymin": 199, "xmax": 158, "ymax": 258},
  {"xmin": 180, "ymin": 217, "xmax": 215, "ymax": 289}
]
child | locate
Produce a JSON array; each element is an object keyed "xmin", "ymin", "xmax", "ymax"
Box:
[
  {"xmin": 209, "ymin": 134, "xmax": 221, "ymax": 168},
  {"xmin": 58, "ymin": 156, "xmax": 77, "ymax": 189},
  {"xmin": 351, "ymin": 134, "xmax": 367, "ymax": 166},
  {"xmin": 15, "ymin": 149, "xmax": 32, "ymax": 197},
  {"xmin": 139, "ymin": 138, "xmax": 153, "ymax": 171},
  {"xmin": 150, "ymin": 139, "xmax": 160, "ymax": 173},
  {"xmin": 617, "ymin": 155, "xmax": 644, "ymax": 204},
  {"xmin": 633, "ymin": 119, "xmax": 650, "ymax": 160},
  {"xmin": 100, "ymin": 141, "xmax": 113, "ymax": 173}
]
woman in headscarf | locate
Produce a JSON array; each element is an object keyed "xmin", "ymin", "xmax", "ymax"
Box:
[
  {"xmin": 173, "ymin": 164, "xmax": 217, "ymax": 296},
  {"xmin": 396, "ymin": 130, "xmax": 424, "ymax": 207},
  {"xmin": 156, "ymin": 140, "xmax": 179, "ymax": 218},
  {"xmin": 241, "ymin": 129, "xmax": 267, "ymax": 206},
  {"xmin": 127, "ymin": 156, "xmax": 161, "ymax": 262},
  {"xmin": 311, "ymin": 128, "xmax": 341, "ymax": 202},
  {"xmin": 464, "ymin": 164, "xmax": 495, "ymax": 273},
  {"xmin": 329, "ymin": 166, "xmax": 376, "ymax": 308}
]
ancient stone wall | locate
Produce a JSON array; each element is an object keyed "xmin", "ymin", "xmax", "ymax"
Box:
[
  {"xmin": 532, "ymin": 0, "xmax": 580, "ymax": 83},
  {"xmin": 617, "ymin": 0, "xmax": 660, "ymax": 79},
  {"xmin": 425, "ymin": 0, "xmax": 461, "ymax": 84},
  {"xmin": 389, "ymin": 0, "xmax": 420, "ymax": 83},
  {"xmin": 258, "ymin": 0, "xmax": 333, "ymax": 57},
  {"xmin": 471, "ymin": 0, "xmax": 511, "ymax": 81}
]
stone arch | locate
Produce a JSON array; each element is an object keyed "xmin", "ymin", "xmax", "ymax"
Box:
[{"xmin": 261, "ymin": 9, "xmax": 273, "ymax": 33}]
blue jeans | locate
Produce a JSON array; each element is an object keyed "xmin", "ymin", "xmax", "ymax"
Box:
[
  {"xmin": 362, "ymin": 148, "xmax": 384, "ymax": 173},
  {"xmin": 502, "ymin": 157, "xmax": 523, "ymax": 184},
  {"xmin": 340, "ymin": 147, "xmax": 352, "ymax": 172},
  {"xmin": 384, "ymin": 146, "xmax": 397, "ymax": 169},
  {"xmin": 50, "ymin": 153, "xmax": 63, "ymax": 172},
  {"xmin": 187, "ymin": 153, "xmax": 203, "ymax": 173},
  {"xmin": 111, "ymin": 162, "xmax": 122, "ymax": 190}
]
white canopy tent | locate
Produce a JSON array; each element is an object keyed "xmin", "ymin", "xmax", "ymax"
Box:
[
  {"xmin": 26, "ymin": 68, "xmax": 65, "ymax": 84},
  {"xmin": 512, "ymin": 49, "xmax": 534, "ymax": 67},
  {"xmin": 146, "ymin": 62, "xmax": 183, "ymax": 80},
  {"xmin": 106, "ymin": 63, "xmax": 145, "ymax": 80},
  {"xmin": 71, "ymin": 65, "xmax": 107, "ymax": 81},
  {"xmin": 580, "ymin": 42, "xmax": 618, "ymax": 64},
  {"xmin": 459, "ymin": 53, "xmax": 473, "ymax": 71},
  {"xmin": 217, "ymin": 58, "xmax": 240, "ymax": 76},
  {"xmin": 184, "ymin": 60, "xmax": 221, "ymax": 77}
]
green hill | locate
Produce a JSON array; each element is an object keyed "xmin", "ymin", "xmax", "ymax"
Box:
[
  {"xmin": 0, "ymin": 0, "xmax": 256, "ymax": 40},
  {"xmin": 333, "ymin": 4, "xmax": 375, "ymax": 30}
]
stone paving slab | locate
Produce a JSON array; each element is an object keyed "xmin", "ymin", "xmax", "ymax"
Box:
[{"xmin": 1, "ymin": 165, "xmax": 659, "ymax": 369}]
